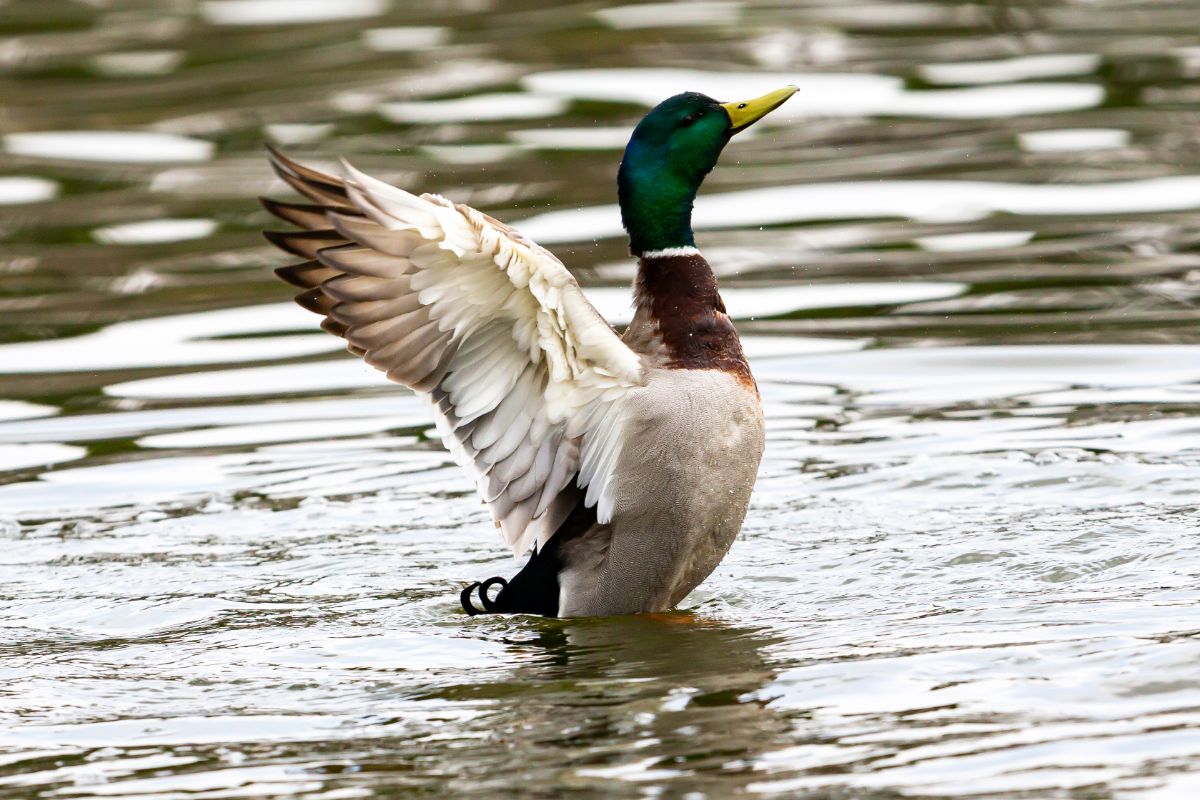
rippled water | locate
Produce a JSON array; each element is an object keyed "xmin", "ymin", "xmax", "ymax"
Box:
[{"xmin": 2, "ymin": 1, "xmax": 1200, "ymax": 797}]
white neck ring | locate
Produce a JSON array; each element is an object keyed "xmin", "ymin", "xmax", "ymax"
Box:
[{"xmin": 639, "ymin": 246, "xmax": 701, "ymax": 259}]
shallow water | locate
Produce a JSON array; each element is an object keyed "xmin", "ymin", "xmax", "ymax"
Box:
[{"xmin": 2, "ymin": 0, "xmax": 1200, "ymax": 797}]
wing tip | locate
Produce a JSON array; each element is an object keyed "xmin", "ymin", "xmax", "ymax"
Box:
[
  {"xmin": 262, "ymin": 228, "xmax": 291, "ymax": 251},
  {"xmin": 264, "ymin": 142, "xmax": 292, "ymax": 171},
  {"xmin": 263, "ymin": 228, "xmax": 347, "ymax": 258},
  {"xmin": 294, "ymin": 286, "xmax": 330, "ymax": 315},
  {"xmin": 274, "ymin": 261, "xmax": 319, "ymax": 289},
  {"xmin": 259, "ymin": 195, "xmax": 299, "ymax": 225}
]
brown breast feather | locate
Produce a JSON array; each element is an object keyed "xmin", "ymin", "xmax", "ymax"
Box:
[{"xmin": 635, "ymin": 253, "xmax": 757, "ymax": 393}]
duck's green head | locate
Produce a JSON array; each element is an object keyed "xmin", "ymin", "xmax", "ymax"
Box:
[{"xmin": 618, "ymin": 86, "xmax": 796, "ymax": 255}]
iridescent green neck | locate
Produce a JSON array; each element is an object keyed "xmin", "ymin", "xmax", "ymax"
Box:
[
  {"xmin": 617, "ymin": 155, "xmax": 699, "ymax": 255},
  {"xmin": 618, "ymin": 123, "xmax": 732, "ymax": 255}
]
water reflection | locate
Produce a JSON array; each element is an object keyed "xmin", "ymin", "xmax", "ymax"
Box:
[
  {"xmin": 381, "ymin": 93, "xmax": 568, "ymax": 124},
  {"xmin": 0, "ymin": 443, "xmax": 85, "ymax": 472},
  {"xmin": 3, "ymin": 131, "xmax": 214, "ymax": 163},
  {"xmin": 199, "ymin": 0, "xmax": 389, "ymax": 26},
  {"xmin": 362, "ymin": 26, "xmax": 450, "ymax": 53},
  {"xmin": 914, "ymin": 230, "xmax": 1035, "ymax": 251},
  {"xmin": 89, "ymin": 50, "xmax": 184, "ymax": 77},
  {"xmin": 0, "ymin": 176, "xmax": 57, "ymax": 204},
  {"xmin": 509, "ymin": 126, "xmax": 633, "ymax": 150},
  {"xmin": 594, "ymin": 2, "xmax": 743, "ymax": 30},
  {"xmin": 753, "ymin": 344, "xmax": 1200, "ymax": 394},
  {"xmin": 93, "ymin": 218, "xmax": 218, "ymax": 245},
  {"xmin": 917, "ymin": 53, "xmax": 1101, "ymax": 85},
  {"xmin": 524, "ymin": 68, "xmax": 1103, "ymax": 119},
  {"xmin": 105, "ymin": 359, "xmax": 386, "ymax": 399},
  {"xmin": 406, "ymin": 615, "xmax": 789, "ymax": 794},
  {"xmin": 0, "ymin": 304, "xmax": 335, "ymax": 373},
  {"xmin": 1016, "ymin": 127, "xmax": 1131, "ymax": 153}
]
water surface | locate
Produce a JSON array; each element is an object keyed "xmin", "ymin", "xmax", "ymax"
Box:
[{"xmin": 2, "ymin": 1, "xmax": 1200, "ymax": 797}]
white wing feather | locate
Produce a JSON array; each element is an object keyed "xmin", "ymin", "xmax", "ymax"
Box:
[{"xmin": 263, "ymin": 151, "xmax": 645, "ymax": 555}]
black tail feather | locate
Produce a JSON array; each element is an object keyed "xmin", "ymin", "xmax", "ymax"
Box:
[{"xmin": 460, "ymin": 499, "xmax": 597, "ymax": 618}]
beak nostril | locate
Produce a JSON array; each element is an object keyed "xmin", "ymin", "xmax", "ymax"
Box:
[{"xmin": 722, "ymin": 86, "xmax": 796, "ymax": 134}]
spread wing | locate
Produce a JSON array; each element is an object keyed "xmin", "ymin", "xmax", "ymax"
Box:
[{"xmin": 261, "ymin": 147, "xmax": 645, "ymax": 555}]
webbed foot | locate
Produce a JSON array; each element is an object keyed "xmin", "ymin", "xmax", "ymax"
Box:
[{"xmin": 460, "ymin": 576, "xmax": 509, "ymax": 616}]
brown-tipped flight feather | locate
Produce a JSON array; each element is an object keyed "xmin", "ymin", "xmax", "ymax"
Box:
[{"xmin": 259, "ymin": 146, "xmax": 646, "ymax": 559}]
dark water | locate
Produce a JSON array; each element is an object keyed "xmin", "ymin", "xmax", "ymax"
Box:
[{"xmin": 2, "ymin": 1, "xmax": 1200, "ymax": 797}]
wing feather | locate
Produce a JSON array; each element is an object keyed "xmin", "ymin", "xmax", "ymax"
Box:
[
  {"xmin": 261, "ymin": 148, "xmax": 645, "ymax": 555},
  {"xmin": 260, "ymin": 198, "xmax": 339, "ymax": 230},
  {"xmin": 276, "ymin": 261, "xmax": 337, "ymax": 289},
  {"xmin": 537, "ymin": 434, "xmax": 579, "ymax": 517},
  {"xmin": 318, "ymin": 246, "xmax": 416, "ymax": 279},
  {"xmin": 263, "ymin": 229, "xmax": 346, "ymax": 258}
]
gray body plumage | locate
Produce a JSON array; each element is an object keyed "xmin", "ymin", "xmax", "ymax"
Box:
[{"xmin": 557, "ymin": 368, "xmax": 765, "ymax": 616}]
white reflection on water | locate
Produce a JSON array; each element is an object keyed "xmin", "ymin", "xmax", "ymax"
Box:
[
  {"xmin": 0, "ymin": 444, "xmax": 453, "ymax": 515},
  {"xmin": 362, "ymin": 26, "xmax": 450, "ymax": 52},
  {"xmin": 92, "ymin": 218, "xmax": 218, "ymax": 245},
  {"xmin": 0, "ymin": 443, "xmax": 85, "ymax": 472},
  {"xmin": 0, "ymin": 304, "xmax": 336, "ymax": 373},
  {"xmin": 0, "ymin": 176, "xmax": 58, "ymax": 204},
  {"xmin": 1032, "ymin": 384, "xmax": 1200, "ymax": 405},
  {"xmin": 595, "ymin": 1, "xmax": 742, "ymax": 29},
  {"xmin": 518, "ymin": 174, "xmax": 1200, "ymax": 243},
  {"xmin": 918, "ymin": 53, "xmax": 1102, "ymax": 85},
  {"xmin": 754, "ymin": 344, "xmax": 1200, "ymax": 396},
  {"xmin": 742, "ymin": 335, "xmax": 869, "ymax": 360},
  {"xmin": 263, "ymin": 123, "xmax": 335, "ymax": 145},
  {"xmin": 380, "ymin": 93, "xmax": 568, "ymax": 124},
  {"xmin": 914, "ymin": 231, "xmax": 1034, "ymax": 252},
  {"xmin": 420, "ymin": 143, "xmax": 522, "ymax": 165},
  {"xmin": 523, "ymin": 68, "xmax": 1103, "ymax": 119},
  {"xmin": 509, "ymin": 126, "xmax": 633, "ymax": 150},
  {"xmin": 1017, "ymin": 128, "xmax": 1132, "ymax": 153},
  {"xmin": 0, "ymin": 396, "xmax": 424, "ymax": 444},
  {"xmin": 138, "ymin": 416, "xmax": 415, "ymax": 449},
  {"xmin": 3, "ymin": 132, "xmax": 214, "ymax": 163},
  {"xmin": 106, "ymin": 359, "xmax": 385, "ymax": 399},
  {"xmin": 200, "ymin": 0, "xmax": 389, "ymax": 26},
  {"xmin": 89, "ymin": 50, "xmax": 184, "ymax": 78},
  {"xmin": 0, "ymin": 401, "xmax": 55, "ymax": 422},
  {"xmin": 1137, "ymin": 772, "xmax": 1200, "ymax": 799}
]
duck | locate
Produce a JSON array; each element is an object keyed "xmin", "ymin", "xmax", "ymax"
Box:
[{"xmin": 260, "ymin": 85, "xmax": 797, "ymax": 618}]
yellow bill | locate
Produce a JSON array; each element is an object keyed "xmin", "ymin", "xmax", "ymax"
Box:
[{"xmin": 721, "ymin": 86, "xmax": 798, "ymax": 134}]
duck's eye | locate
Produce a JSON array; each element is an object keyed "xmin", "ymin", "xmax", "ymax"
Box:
[{"xmin": 681, "ymin": 113, "xmax": 698, "ymax": 125}]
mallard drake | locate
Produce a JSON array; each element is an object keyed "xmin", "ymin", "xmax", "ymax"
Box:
[{"xmin": 261, "ymin": 86, "xmax": 797, "ymax": 617}]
